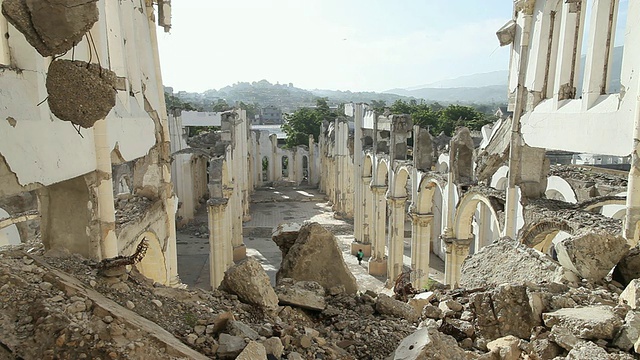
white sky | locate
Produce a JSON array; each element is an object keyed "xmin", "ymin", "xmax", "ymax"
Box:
[{"xmin": 157, "ymin": 1, "xmax": 515, "ymax": 93}]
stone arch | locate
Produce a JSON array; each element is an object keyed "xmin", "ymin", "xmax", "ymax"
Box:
[
  {"xmin": 0, "ymin": 207, "xmax": 21, "ymax": 246},
  {"xmin": 135, "ymin": 232, "xmax": 168, "ymax": 284},
  {"xmin": 519, "ymin": 220, "xmax": 574, "ymax": 248},
  {"xmin": 415, "ymin": 177, "xmax": 445, "ymax": 258},
  {"xmin": 490, "ymin": 166, "xmax": 509, "ymax": 191},
  {"xmin": 375, "ymin": 158, "xmax": 389, "ymax": 186},
  {"xmin": 262, "ymin": 156, "xmax": 269, "ymax": 182},
  {"xmin": 391, "ymin": 166, "xmax": 411, "ymax": 198},
  {"xmin": 454, "ymin": 192, "xmax": 502, "ymax": 245},
  {"xmin": 363, "ymin": 154, "xmax": 373, "ymax": 178},
  {"xmin": 437, "ymin": 153, "xmax": 449, "ymax": 173},
  {"xmin": 545, "ymin": 176, "xmax": 577, "ymax": 203},
  {"xmin": 580, "ymin": 196, "xmax": 626, "ymax": 213}
]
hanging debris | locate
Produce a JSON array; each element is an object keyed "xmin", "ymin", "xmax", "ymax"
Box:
[{"xmin": 46, "ymin": 59, "xmax": 117, "ymax": 128}]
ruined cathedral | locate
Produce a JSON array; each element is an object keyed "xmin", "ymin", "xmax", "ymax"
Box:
[{"xmin": 2, "ymin": 0, "xmax": 640, "ymax": 359}]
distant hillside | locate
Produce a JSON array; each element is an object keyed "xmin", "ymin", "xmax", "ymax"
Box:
[
  {"xmin": 386, "ymin": 85, "xmax": 507, "ymax": 104},
  {"xmin": 407, "ymin": 70, "xmax": 509, "ymax": 90}
]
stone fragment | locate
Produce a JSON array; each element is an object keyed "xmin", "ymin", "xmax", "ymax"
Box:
[
  {"xmin": 408, "ymin": 291, "xmax": 435, "ymax": 315},
  {"xmin": 275, "ymin": 279, "xmax": 326, "ymax": 311},
  {"xmin": 227, "ymin": 321, "xmax": 259, "ymax": 340},
  {"xmin": 236, "ymin": 341, "xmax": 267, "ymax": 360},
  {"xmin": 613, "ymin": 311, "xmax": 640, "ymax": 351},
  {"xmin": 620, "ymin": 279, "xmax": 640, "ymax": 309},
  {"xmin": 287, "ymin": 352, "xmax": 304, "ymax": 360},
  {"xmin": 613, "ymin": 245, "xmax": 640, "ymax": 286},
  {"xmin": 486, "ymin": 336, "xmax": 521, "ymax": 360},
  {"xmin": 186, "ymin": 333, "xmax": 197, "ymax": 345},
  {"xmin": 549, "ymin": 326, "xmax": 583, "ymax": 351},
  {"xmin": 565, "ymin": 341, "xmax": 609, "ymax": 359},
  {"xmin": 221, "ymin": 257, "xmax": 279, "ymax": 309},
  {"xmin": 262, "ymin": 337, "xmax": 284, "ymax": 358},
  {"xmin": 375, "ymin": 294, "xmax": 420, "ymax": 322},
  {"xmin": 272, "ymin": 222, "xmax": 302, "ymax": 258},
  {"xmin": 217, "ymin": 333, "xmax": 246, "ymax": 359},
  {"xmin": 460, "ymin": 237, "xmax": 574, "ymax": 288},
  {"xmin": 530, "ymin": 337, "xmax": 563, "ymax": 359},
  {"xmin": 555, "ymin": 232, "xmax": 629, "ymax": 282},
  {"xmin": 126, "ymin": 300, "xmax": 135, "ymax": 310},
  {"xmin": 39, "ymin": 281, "xmax": 53, "ymax": 291},
  {"xmin": 438, "ymin": 299, "xmax": 462, "ymax": 317},
  {"xmin": 393, "ymin": 327, "xmax": 468, "ymax": 360},
  {"xmin": 151, "ymin": 299, "xmax": 162, "ymax": 308},
  {"xmin": 209, "ymin": 312, "xmax": 235, "ymax": 335},
  {"xmin": 422, "ymin": 304, "xmax": 442, "ymax": 319},
  {"xmin": 276, "ymin": 222, "xmax": 357, "ymax": 294},
  {"xmin": 543, "ymin": 305, "xmax": 622, "ymax": 340}
]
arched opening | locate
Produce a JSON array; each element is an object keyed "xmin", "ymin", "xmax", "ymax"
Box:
[
  {"xmin": 454, "ymin": 193, "xmax": 502, "ymax": 254},
  {"xmin": 490, "ymin": 166, "xmax": 509, "ymax": 191},
  {"xmin": 545, "ymin": 176, "xmax": 577, "ymax": 203},
  {"xmin": 262, "ymin": 156, "xmax": 269, "ymax": 182},
  {"xmin": 117, "ymin": 175, "xmax": 131, "ymax": 195},
  {"xmin": 470, "ymin": 202, "xmax": 499, "ymax": 254},
  {"xmin": 302, "ymin": 155, "xmax": 309, "ymax": 183},
  {"xmin": 0, "ymin": 207, "xmax": 21, "ymax": 246},
  {"xmin": 282, "ymin": 156, "xmax": 289, "ymax": 178},
  {"xmin": 135, "ymin": 232, "xmax": 168, "ymax": 284},
  {"xmin": 533, "ymin": 230, "xmax": 572, "ymax": 261}
]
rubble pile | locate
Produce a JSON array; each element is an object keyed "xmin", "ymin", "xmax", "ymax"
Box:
[
  {"xmin": 114, "ymin": 195, "xmax": 154, "ymax": 231},
  {"xmin": 549, "ymin": 165, "xmax": 628, "ymax": 189}
]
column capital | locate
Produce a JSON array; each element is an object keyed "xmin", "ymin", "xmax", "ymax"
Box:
[
  {"xmin": 387, "ymin": 196, "xmax": 407, "ymax": 208},
  {"xmin": 371, "ymin": 185, "xmax": 388, "ymax": 195},
  {"xmin": 515, "ymin": 0, "xmax": 535, "ymax": 15},
  {"xmin": 410, "ymin": 212, "xmax": 434, "ymax": 226},
  {"xmin": 207, "ymin": 197, "xmax": 229, "ymax": 212},
  {"xmin": 442, "ymin": 237, "xmax": 473, "ymax": 255}
]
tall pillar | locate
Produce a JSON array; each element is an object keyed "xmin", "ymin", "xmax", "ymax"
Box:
[
  {"xmin": 369, "ymin": 185, "xmax": 388, "ymax": 276},
  {"xmin": 411, "ymin": 212, "xmax": 433, "ymax": 289},
  {"xmin": 207, "ymin": 198, "xmax": 229, "ymax": 289},
  {"xmin": 352, "ymin": 175, "xmax": 372, "ymax": 256},
  {"xmin": 93, "ymin": 118, "xmax": 118, "ymax": 259},
  {"xmin": 443, "ymin": 237, "xmax": 472, "ymax": 288},
  {"xmin": 387, "ymin": 197, "xmax": 407, "ymax": 283}
]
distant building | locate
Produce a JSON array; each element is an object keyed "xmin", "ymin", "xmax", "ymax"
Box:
[{"xmin": 259, "ymin": 105, "xmax": 283, "ymax": 124}]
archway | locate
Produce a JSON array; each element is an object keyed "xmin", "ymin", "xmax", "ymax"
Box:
[
  {"xmin": 545, "ymin": 176, "xmax": 577, "ymax": 203},
  {"xmin": 0, "ymin": 207, "xmax": 21, "ymax": 246},
  {"xmin": 490, "ymin": 166, "xmax": 509, "ymax": 191},
  {"xmin": 135, "ymin": 232, "xmax": 168, "ymax": 284},
  {"xmin": 282, "ymin": 156, "xmax": 289, "ymax": 178},
  {"xmin": 262, "ymin": 156, "xmax": 269, "ymax": 182},
  {"xmin": 454, "ymin": 192, "xmax": 502, "ymax": 249},
  {"xmin": 302, "ymin": 155, "xmax": 309, "ymax": 183}
]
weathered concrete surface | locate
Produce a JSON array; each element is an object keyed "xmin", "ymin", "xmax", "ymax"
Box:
[
  {"xmin": 565, "ymin": 341, "xmax": 611, "ymax": 359},
  {"xmin": 486, "ymin": 335, "xmax": 521, "ymax": 360},
  {"xmin": 614, "ymin": 246, "xmax": 640, "ymax": 287},
  {"xmin": 217, "ymin": 333, "xmax": 246, "ymax": 359},
  {"xmin": 277, "ymin": 222, "xmax": 357, "ymax": 294},
  {"xmin": 460, "ymin": 237, "xmax": 573, "ymax": 288},
  {"xmin": 236, "ymin": 341, "xmax": 267, "ymax": 360},
  {"xmin": 543, "ymin": 306, "xmax": 623, "ymax": 340},
  {"xmin": 221, "ymin": 257, "xmax": 278, "ymax": 310},
  {"xmin": 555, "ymin": 232, "xmax": 629, "ymax": 282},
  {"xmin": 272, "ymin": 222, "xmax": 302, "ymax": 258},
  {"xmin": 46, "ymin": 59, "xmax": 117, "ymax": 128},
  {"xmin": 2, "ymin": 0, "xmax": 98, "ymax": 56},
  {"xmin": 392, "ymin": 327, "xmax": 468, "ymax": 360},
  {"xmin": 375, "ymin": 294, "xmax": 420, "ymax": 322},
  {"xmin": 619, "ymin": 279, "xmax": 640, "ymax": 309},
  {"xmin": 275, "ymin": 278, "xmax": 326, "ymax": 311},
  {"xmin": 613, "ymin": 311, "xmax": 640, "ymax": 351}
]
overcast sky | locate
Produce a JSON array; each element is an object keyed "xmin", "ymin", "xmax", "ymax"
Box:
[{"xmin": 157, "ymin": 1, "xmax": 515, "ymax": 93}]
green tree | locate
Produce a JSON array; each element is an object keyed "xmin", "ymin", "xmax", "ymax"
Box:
[
  {"xmin": 282, "ymin": 98, "xmax": 337, "ymax": 147},
  {"xmin": 438, "ymin": 104, "xmax": 484, "ymax": 136}
]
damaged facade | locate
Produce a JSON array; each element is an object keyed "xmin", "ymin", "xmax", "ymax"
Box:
[{"xmin": 0, "ymin": 0, "xmax": 179, "ymax": 285}]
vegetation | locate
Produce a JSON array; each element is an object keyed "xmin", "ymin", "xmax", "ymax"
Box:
[{"xmin": 282, "ymin": 98, "xmax": 337, "ymax": 148}]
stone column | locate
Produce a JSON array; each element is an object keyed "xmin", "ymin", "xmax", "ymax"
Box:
[
  {"xmin": 443, "ymin": 236, "xmax": 472, "ymax": 288},
  {"xmin": 208, "ymin": 198, "xmax": 229, "ymax": 289},
  {"xmin": 224, "ymin": 187, "xmax": 245, "ymax": 262},
  {"xmin": 387, "ymin": 196, "xmax": 407, "ymax": 283},
  {"xmin": 369, "ymin": 185, "xmax": 388, "ymax": 276},
  {"xmin": 352, "ymin": 175, "xmax": 372, "ymax": 256},
  {"xmin": 411, "ymin": 212, "xmax": 433, "ymax": 289}
]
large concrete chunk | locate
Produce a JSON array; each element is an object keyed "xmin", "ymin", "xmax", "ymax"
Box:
[
  {"xmin": 613, "ymin": 245, "xmax": 640, "ymax": 287},
  {"xmin": 277, "ymin": 222, "xmax": 357, "ymax": 294},
  {"xmin": 460, "ymin": 237, "xmax": 571, "ymax": 288},
  {"xmin": 236, "ymin": 341, "xmax": 267, "ymax": 360},
  {"xmin": 46, "ymin": 59, "xmax": 117, "ymax": 128},
  {"xmin": 393, "ymin": 327, "xmax": 467, "ymax": 360},
  {"xmin": 542, "ymin": 305, "xmax": 623, "ymax": 340},
  {"xmin": 565, "ymin": 341, "xmax": 611, "ymax": 360},
  {"xmin": 272, "ymin": 222, "xmax": 302, "ymax": 258},
  {"xmin": 613, "ymin": 311, "xmax": 640, "ymax": 351},
  {"xmin": 375, "ymin": 294, "xmax": 420, "ymax": 322},
  {"xmin": 555, "ymin": 232, "xmax": 629, "ymax": 282},
  {"xmin": 221, "ymin": 257, "xmax": 279, "ymax": 310},
  {"xmin": 275, "ymin": 278, "xmax": 326, "ymax": 311},
  {"xmin": 619, "ymin": 279, "xmax": 640, "ymax": 309}
]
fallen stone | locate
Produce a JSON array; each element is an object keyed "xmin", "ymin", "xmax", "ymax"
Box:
[
  {"xmin": 393, "ymin": 327, "xmax": 468, "ymax": 360},
  {"xmin": 486, "ymin": 336, "xmax": 521, "ymax": 360},
  {"xmin": 543, "ymin": 305, "xmax": 622, "ymax": 340},
  {"xmin": 422, "ymin": 304, "xmax": 442, "ymax": 319},
  {"xmin": 549, "ymin": 326, "xmax": 584, "ymax": 351},
  {"xmin": 46, "ymin": 59, "xmax": 117, "ymax": 128},
  {"xmin": 287, "ymin": 352, "xmax": 304, "ymax": 360},
  {"xmin": 221, "ymin": 257, "xmax": 279, "ymax": 309},
  {"xmin": 613, "ymin": 311, "xmax": 640, "ymax": 351},
  {"xmin": 272, "ymin": 222, "xmax": 302, "ymax": 258},
  {"xmin": 438, "ymin": 299, "xmax": 463, "ymax": 317},
  {"xmin": 227, "ymin": 321, "xmax": 259, "ymax": 340},
  {"xmin": 209, "ymin": 312, "xmax": 235, "ymax": 336},
  {"xmin": 262, "ymin": 337, "xmax": 284, "ymax": 358},
  {"xmin": 236, "ymin": 341, "xmax": 267, "ymax": 360},
  {"xmin": 556, "ymin": 231, "xmax": 629, "ymax": 282},
  {"xmin": 620, "ymin": 279, "xmax": 640, "ymax": 309},
  {"xmin": 375, "ymin": 294, "xmax": 420, "ymax": 322},
  {"xmin": 565, "ymin": 341, "xmax": 609, "ymax": 359},
  {"xmin": 151, "ymin": 299, "xmax": 162, "ymax": 308},
  {"xmin": 276, "ymin": 222, "xmax": 357, "ymax": 294},
  {"xmin": 530, "ymin": 337, "xmax": 563, "ymax": 359},
  {"xmin": 613, "ymin": 245, "xmax": 640, "ymax": 287},
  {"xmin": 460, "ymin": 237, "xmax": 574, "ymax": 288},
  {"xmin": 217, "ymin": 333, "xmax": 246, "ymax": 359},
  {"xmin": 275, "ymin": 278, "xmax": 326, "ymax": 311}
]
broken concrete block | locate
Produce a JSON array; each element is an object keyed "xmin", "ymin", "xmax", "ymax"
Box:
[
  {"xmin": 275, "ymin": 278, "xmax": 326, "ymax": 311},
  {"xmin": 226, "ymin": 321, "xmax": 259, "ymax": 341},
  {"xmin": 486, "ymin": 335, "xmax": 521, "ymax": 360},
  {"xmin": 375, "ymin": 294, "xmax": 420, "ymax": 322},
  {"xmin": 276, "ymin": 222, "xmax": 357, "ymax": 294},
  {"xmin": 555, "ymin": 232, "xmax": 629, "ymax": 282},
  {"xmin": 614, "ymin": 245, "xmax": 640, "ymax": 287},
  {"xmin": 565, "ymin": 341, "xmax": 610, "ymax": 360},
  {"xmin": 272, "ymin": 222, "xmax": 302, "ymax": 258},
  {"xmin": 393, "ymin": 327, "xmax": 468, "ymax": 360},
  {"xmin": 408, "ymin": 291, "xmax": 434, "ymax": 315},
  {"xmin": 46, "ymin": 59, "xmax": 117, "ymax": 128},
  {"xmin": 221, "ymin": 257, "xmax": 278, "ymax": 310},
  {"xmin": 543, "ymin": 305, "xmax": 623, "ymax": 340},
  {"xmin": 235, "ymin": 341, "xmax": 266, "ymax": 360},
  {"xmin": 217, "ymin": 333, "xmax": 246, "ymax": 359},
  {"xmin": 262, "ymin": 337, "xmax": 284, "ymax": 358},
  {"xmin": 549, "ymin": 326, "xmax": 584, "ymax": 351},
  {"xmin": 460, "ymin": 237, "xmax": 574, "ymax": 288},
  {"xmin": 620, "ymin": 279, "xmax": 640, "ymax": 309},
  {"xmin": 613, "ymin": 311, "xmax": 640, "ymax": 351}
]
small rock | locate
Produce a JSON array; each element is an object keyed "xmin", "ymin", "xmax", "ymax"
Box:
[
  {"xmin": 151, "ymin": 299, "xmax": 163, "ymax": 308},
  {"xmin": 126, "ymin": 300, "xmax": 135, "ymax": 309},
  {"xmin": 39, "ymin": 282, "xmax": 53, "ymax": 291}
]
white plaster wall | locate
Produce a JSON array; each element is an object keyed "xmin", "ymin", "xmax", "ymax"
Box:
[
  {"xmin": 0, "ymin": 208, "xmax": 21, "ymax": 246},
  {"xmin": 545, "ymin": 176, "xmax": 577, "ymax": 203},
  {"xmin": 490, "ymin": 166, "xmax": 509, "ymax": 190}
]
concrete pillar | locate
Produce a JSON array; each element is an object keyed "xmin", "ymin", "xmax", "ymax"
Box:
[
  {"xmin": 443, "ymin": 237, "xmax": 472, "ymax": 288},
  {"xmin": 93, "ymin": 118, "xmax": 118, "ymax": 259},
  {"xmin": 369, "ymin": 185, "xmax": 388, "ymax": 277},
  {"xmin": 352, "ymin": 175, "xmax": 372, "ymax": 256},
  {"xmin": 553, "ymin": 0, "xmax": 583, "ymax": 105},
  {"xmin": 308, "ymin": 135, "xmax": 316, "ymax": 186},
  {"xmin": 411, "ymin": 212, "xmax": 433, "ymax": 289},
  {"xmin": 207, "ymin": 198, "xmax": 229, "ymax": 289},
  {"xmin": 387, "ymin": 196, "xmax": 407, "ymax": 283}
]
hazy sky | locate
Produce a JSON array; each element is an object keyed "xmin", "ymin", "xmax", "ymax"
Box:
[{"xmin": 158, "ymin": 1, "xmax": 514, "ymax": 93}]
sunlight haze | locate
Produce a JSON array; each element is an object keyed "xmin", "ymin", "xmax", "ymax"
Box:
[{"xmin": 158, "ymin": 1, "xmax": 513, "ymax": 93}]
